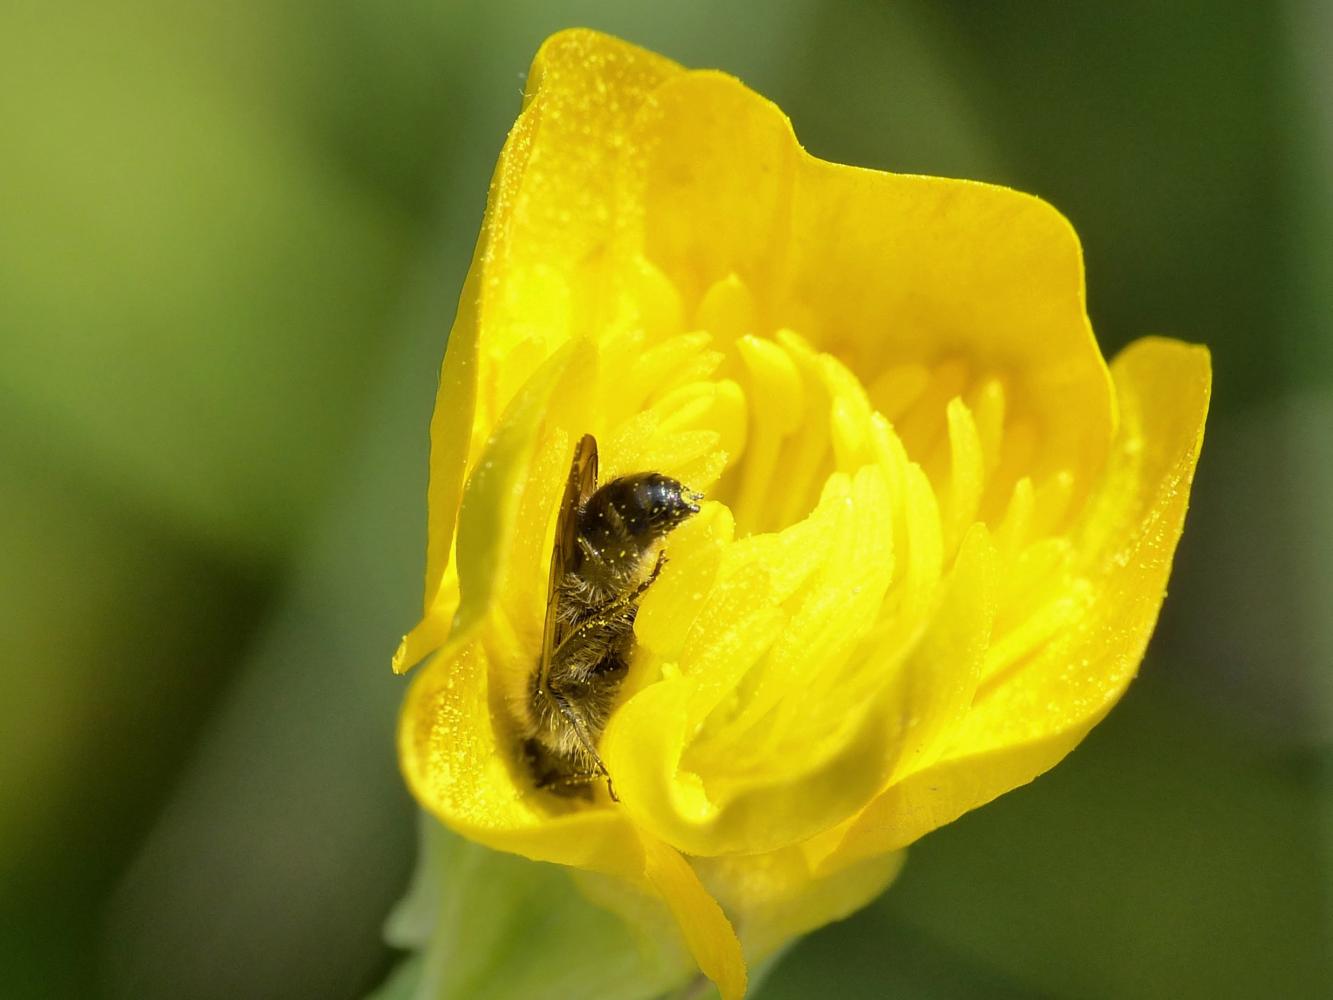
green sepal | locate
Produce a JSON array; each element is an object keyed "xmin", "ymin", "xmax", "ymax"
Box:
[{"xmin": 369, "ymin": 814, "xmax": 699, "ymax": 1000}]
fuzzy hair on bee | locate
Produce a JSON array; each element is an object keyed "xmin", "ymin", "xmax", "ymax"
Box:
[{"xmin": 519, "ymin": 434, "xmax": 700, "ymax": 798}]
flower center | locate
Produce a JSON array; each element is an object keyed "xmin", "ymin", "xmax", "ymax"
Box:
[
  {"xmin": 634, "ymin": 270, "xmax": 1080, "ymax": 553},
  {"xmin": 584, "ymin": 264, "xmax": 1092, "ymax": 802}
]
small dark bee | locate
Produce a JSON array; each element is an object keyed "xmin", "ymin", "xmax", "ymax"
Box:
[{"xmin": 523, "ymin": 434, "xmax": 700, "ymax": 798}]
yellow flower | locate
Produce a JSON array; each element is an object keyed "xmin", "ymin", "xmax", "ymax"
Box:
[{"xmin": 392, "ymin": 29, "xmax": 1209, "ymax": 999}]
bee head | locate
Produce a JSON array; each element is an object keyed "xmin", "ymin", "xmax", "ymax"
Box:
[
  {"xmin": 631, "ymin": 472, "xmax": 702, "ymax": 536},
  {"xmin": 580, "ymin": 472, "xmax": 701, "ymax": 550}
]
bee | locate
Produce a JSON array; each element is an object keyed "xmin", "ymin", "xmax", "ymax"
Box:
[{"xmin": 522, "ymin": 434, "xmax": 700, "ymax": 798}]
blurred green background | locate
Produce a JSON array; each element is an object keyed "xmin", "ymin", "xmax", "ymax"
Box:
[{"xmin": 2, "ymin": 1, "xmax": 1329, "ymax": 997}]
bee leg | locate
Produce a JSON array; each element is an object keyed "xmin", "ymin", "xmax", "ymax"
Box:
[
  {"xmin": 636, "ymin": 549, "xmax": 667, "ymax": 595},
  {"xmin": 536, "ymin": 770, "xmax": 597, "ymax": 800},
  {"xmin": 549, "ymin": 686, "xmax": 615, "ymax": 782},
  {"xmin": 547, "ymin": 558, "xmax": 665, "ymax": 665}
]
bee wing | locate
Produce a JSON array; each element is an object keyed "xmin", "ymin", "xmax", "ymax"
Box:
[{"xmin": 538, "ymin": 434, "xmax": 598, "ymax": 690}]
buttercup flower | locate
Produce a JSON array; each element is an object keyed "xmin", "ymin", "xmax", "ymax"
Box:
[{"xmin": 393, "ymin": 29, "xmax": 1209, "ymax": 999}]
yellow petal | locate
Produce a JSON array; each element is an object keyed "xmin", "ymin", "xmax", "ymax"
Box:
[
  {"xmin": 616, "ymin": 63, "xmax": 1113, "ymax": 494},
  {"xmin": 811, "ymin": 337, "xmax": 1210, "ymax": 868},
  {"xmin": 624, "ymin": 70, "xmax": 797, "ymax": 309},
  {"xmin": 399, "ymin": 31, "xmax": 682, "ymax": 671},
  {"xmin": 613, "ymin": 476, "xmax": 992, "ymax": 860},
  {"xmin": 399, "ymin": 638, "xmax": 639, "ymax": 870},
  {"xmin": 397, "ymin": 330, "xmax": 583, "ymax": 675},
  {"xmin": 695, "ymin": 846, "xmax": 906, "ymax": 963},
  {"xmin": 786, "ymin": 161, "xmax": 1115, "ymax": 493},
  {"xmin": 455, "ymin": 339, "xmax": 594, "ymax": 649},
  {"xmin": 639, "ymin": 832, "xmax": 747, "ymax": 1000},
  {"xmin": 402, "ymin": 632, "xmax": 749, "ymax": 1000}
]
